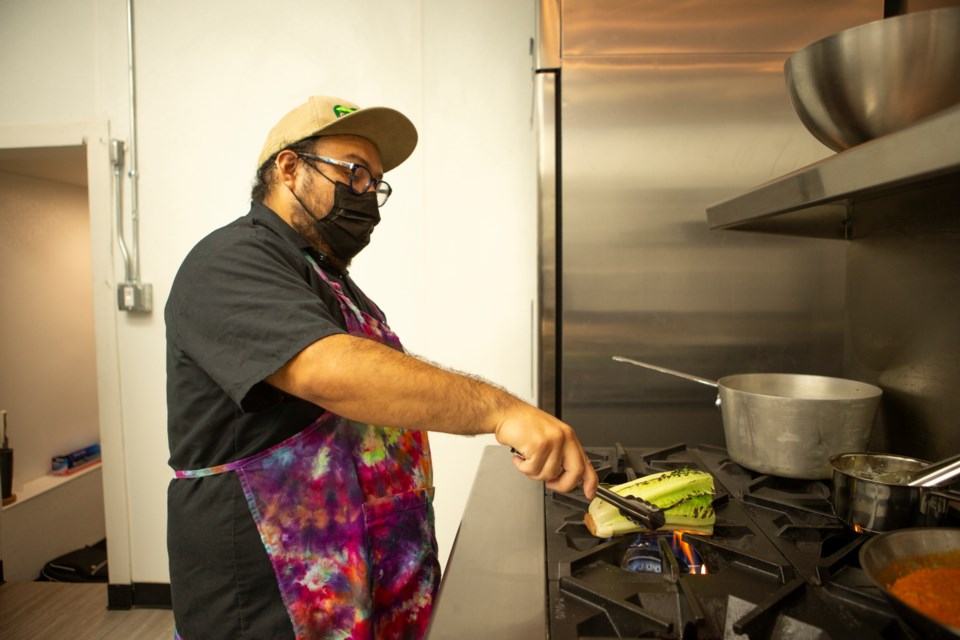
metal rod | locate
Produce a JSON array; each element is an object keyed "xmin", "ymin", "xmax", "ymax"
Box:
[
  {"xmin": 111, "ymin": 139, "xmax": 132, "ymax": 282},
  {"xmin": 126, "ymin": 0, "xmax": 141, "ymax": 284},
  {"xmin": 612, "ymin": 356, "xmax": 719, "ymax": 388}
]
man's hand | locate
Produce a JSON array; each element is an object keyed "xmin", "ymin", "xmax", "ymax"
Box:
[{"xmin": 494, "ymin": 405, "xmax": 598, "ymax": 500}]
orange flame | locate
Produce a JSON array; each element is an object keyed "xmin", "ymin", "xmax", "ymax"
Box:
[
  {"xmin": 853, "ymin": 523, "xmax": 863, "ymax": 534},
  {"xmin": 673, "ymin": 531, "xmax": 707, "ymax": 575}
]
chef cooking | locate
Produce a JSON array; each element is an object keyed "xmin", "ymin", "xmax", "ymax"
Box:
[{"xmin": 164, "ymin": 94, "xmax": 599, "ymax": 640}]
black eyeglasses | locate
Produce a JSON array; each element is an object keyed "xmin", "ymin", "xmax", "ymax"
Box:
[{"xmin": 297, "ymin": 153, "xmax": 392, "ymax": 206}]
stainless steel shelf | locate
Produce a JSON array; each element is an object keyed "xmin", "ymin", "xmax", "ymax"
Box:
[{"xmin": 706, "ymin": 105, "xmax": 960, "ymax": 239}]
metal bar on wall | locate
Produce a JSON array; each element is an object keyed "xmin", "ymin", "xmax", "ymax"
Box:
[{"xmin": 117, "ymin": 0, "xmax": 152, "ymax": 313}]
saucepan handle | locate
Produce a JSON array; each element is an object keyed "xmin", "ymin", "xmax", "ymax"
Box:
[
  {"xmin": 907, "ymin": 452, "xmax": 960, "ymax": 487},
  {"xmin": 920, "ymin": 488, "xmax": 960, "ymax": 524},
  {"xmin": 612, "ymin": 356, "xmax": 719, "ymax": 389}
]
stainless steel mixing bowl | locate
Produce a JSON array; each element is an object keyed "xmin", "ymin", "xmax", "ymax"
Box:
[{"xmin": 785, "ymin": 7, "xmax": 960, "ymax": 152}]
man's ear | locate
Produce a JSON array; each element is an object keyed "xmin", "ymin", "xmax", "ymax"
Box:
[{"xmin": 275, "ymin": 150, "xmax": 300, "ymax": 189}]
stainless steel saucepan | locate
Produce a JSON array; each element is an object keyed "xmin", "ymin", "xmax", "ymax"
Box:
[
  {"xmin": 830, "ymin": 451, "xmax": 960, "ymax": 533},
  {"xmin": 613, "ymin": 356, "xmax": 883, "ymax": 480}
]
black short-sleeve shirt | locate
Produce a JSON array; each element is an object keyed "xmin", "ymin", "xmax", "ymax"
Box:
[
  {"xmin": 165, "ymin": 202, "xmax": 385, "ymax": 639},
  {"xmin": 165, "ymin": 201, "xmax": 382, "ymax": 470}
]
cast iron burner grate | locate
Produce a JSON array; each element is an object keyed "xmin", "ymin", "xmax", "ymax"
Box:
[{"xmin": 545, "ymin": 443, "xmax": 919, "ymax": 639}]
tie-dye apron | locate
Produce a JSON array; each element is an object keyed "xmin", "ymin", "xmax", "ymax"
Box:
[{"xmin": 174, "ymin": 253, "xmax": 440, "ymax": 639}]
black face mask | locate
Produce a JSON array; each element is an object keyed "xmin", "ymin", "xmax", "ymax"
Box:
[{"xmin": 290, "ymin": 181, "xmax": 381, "ymax": 262}]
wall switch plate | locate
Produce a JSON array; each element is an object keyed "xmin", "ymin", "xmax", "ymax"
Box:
[{"xmin": 117, "ymin": 283, "xmax": 153, "ymax": 313}]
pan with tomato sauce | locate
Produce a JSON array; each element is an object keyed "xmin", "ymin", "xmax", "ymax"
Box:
[
  {"xmin": 889, "ymin": 566, "xmax": 960, "ymax": 629},
  {"xmin": 860, "ymin": 528, "xmax": 960, "ymax": 639}
]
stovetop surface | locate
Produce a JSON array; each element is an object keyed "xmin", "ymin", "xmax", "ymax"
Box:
[{"xmin": 545, "ymin": 443, "xmax": 919, "ymax": 639}]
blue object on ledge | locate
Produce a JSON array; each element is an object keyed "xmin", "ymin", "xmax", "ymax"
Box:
[{"xmin": 52, "ymin": 443, "xmax": 101, "ymax": 474}]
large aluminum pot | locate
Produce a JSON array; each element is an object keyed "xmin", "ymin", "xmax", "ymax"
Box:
[
  {"xmin": 831, "ymin": 452, "xmax": 960, "ymax": 533},
  {"xmin": 613, "ymin": 358, "xmax": 882, "ymax": 479},
  {"xmin": 860, "ymin": 528, "xmax": 960, "ymax": 639},
  {"xmin": 718, "ymin": 373, "xmax": 881, "ymax": 479}
]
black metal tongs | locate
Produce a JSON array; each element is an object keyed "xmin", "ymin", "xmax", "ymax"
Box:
[
  {"xmin": 510, "ymin": 446, "xmax": 665, "ymax": 530},
  {"xmin": 595, "ymin": 485, "xmax": 666, "ymax": 531}
]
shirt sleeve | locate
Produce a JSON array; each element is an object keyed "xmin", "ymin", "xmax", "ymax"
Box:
[{"xmin": 169, "ymin": 224, "xmax": 345, "ymax": 409}]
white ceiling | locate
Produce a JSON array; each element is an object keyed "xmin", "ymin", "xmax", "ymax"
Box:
[{"xmin": 0, "ymin": 145, "xmax": 88, "ymax": 188}]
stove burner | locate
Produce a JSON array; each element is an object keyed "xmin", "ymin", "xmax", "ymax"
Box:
[
  {"xmin": 621, "ymin": 531, "xmax": 706, "ymax": 575},
  {"xmin": 545, "ymin": 443, "xmax": 917, "ymax": 639}
]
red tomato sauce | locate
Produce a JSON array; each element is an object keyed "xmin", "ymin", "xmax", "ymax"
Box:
[{"xmin": 889, "ymin": 567, "xmax": 960, "ymax": 628}]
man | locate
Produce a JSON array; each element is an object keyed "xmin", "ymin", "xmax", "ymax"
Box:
[{"xmin": 166, "ymin": 95, "xmax": 598, "ymax": 639}]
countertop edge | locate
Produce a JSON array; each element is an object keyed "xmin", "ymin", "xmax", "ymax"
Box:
[{"xmin": 426, "ymin": 445, "xmax": 547, "ymax": 640}]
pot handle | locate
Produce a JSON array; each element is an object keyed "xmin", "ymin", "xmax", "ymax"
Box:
[
  {"xmin": 920, "ymin": 488, "xmax": 960, "ymax": 524},
  {"xmin": 907, "ymin": 452, "xmax": 960, "ymax": 487},
  {"xmin": 612, "ymin": 356, "xmax": 719, "ymax": 388}
]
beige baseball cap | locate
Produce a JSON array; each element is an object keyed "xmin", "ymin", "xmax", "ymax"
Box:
[{"xmin": 257, "ymin": 95, "xmax": 418, "ymax": 172}]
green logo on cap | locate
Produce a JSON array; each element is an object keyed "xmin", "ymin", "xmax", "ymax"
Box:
[{"xmin": 333, "ymin": 105, "xmax": 357, "ymax": 118}]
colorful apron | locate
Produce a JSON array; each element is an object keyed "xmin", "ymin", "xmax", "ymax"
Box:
[{"xmin": 174, "ymin": 253, "xmax": 440, "ymax": 639}]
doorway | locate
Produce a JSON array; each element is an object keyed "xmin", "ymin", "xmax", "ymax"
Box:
[{"xmin": 0, "ymin": 122, "xmax": 130, "ymax": 586}]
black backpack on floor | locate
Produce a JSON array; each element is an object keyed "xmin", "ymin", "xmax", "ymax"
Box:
[{"xmin": 38, "ymin": 538, "xmax": 108, "ymax": 583}]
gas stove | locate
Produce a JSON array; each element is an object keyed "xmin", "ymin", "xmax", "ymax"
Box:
[{"xmin": 546, "ymin": 443, "xmax": 918, "ymax": 639}]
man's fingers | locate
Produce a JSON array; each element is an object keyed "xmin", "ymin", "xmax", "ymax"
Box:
[
  {"xmin": 514, "ymin": 440, "xmax": 586, "ymax": 491},
  {"xmin": 545, "ymin": 467, "xmax": 581, "ymax": 494},
  {"xmin": 580, "ymin": 458, "xmax": 599, "ymax": 500},
  {"xmin": 512, "ymin": 448, "xmax": 565, "ymax": 482},
  {"xmin": 499, "ymin": 407, "xmax": 597, "ymax": 497}
]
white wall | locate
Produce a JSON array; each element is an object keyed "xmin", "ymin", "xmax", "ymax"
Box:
[
  {"xmin": 418, "ymin": 0, "xmax": 538, "ymax": 568},
  {"xmin": 0, "ymin": 0, "xmax": 537, "ymax": 582}
]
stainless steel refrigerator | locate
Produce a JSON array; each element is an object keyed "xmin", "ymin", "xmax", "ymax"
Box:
[{"xmin": 535, "ymin": 0, "xmax": 881, "ymax": 446}]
